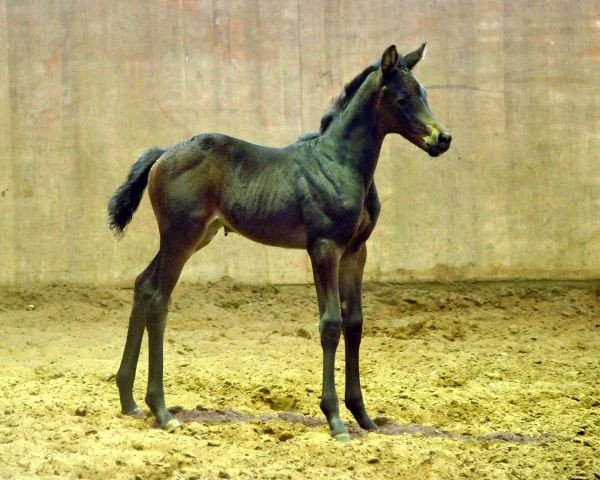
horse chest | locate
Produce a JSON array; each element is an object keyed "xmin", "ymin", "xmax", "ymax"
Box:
[{"xmin": 298, "ymin": 179, "xmax": 371, "ymax": 245}]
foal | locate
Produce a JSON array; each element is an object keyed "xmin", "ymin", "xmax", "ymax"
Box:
[{"xmin": 108, "ymin": 44, "xmax": 451, "ymax": 441}]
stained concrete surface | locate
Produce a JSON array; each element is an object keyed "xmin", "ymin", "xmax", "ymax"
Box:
[{"xmin": 1, "ymin": 1, "xmax": 599, "ymax": 285}]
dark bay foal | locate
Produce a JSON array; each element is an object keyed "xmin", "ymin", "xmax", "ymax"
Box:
[{"xmin": 108, "ymin": 44, "xmax": 451, "ymax": 441}]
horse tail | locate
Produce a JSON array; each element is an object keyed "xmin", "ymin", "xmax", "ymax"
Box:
[{"xmin": 108, "ymin": 147, "xmax": 167, "ymax": 237}]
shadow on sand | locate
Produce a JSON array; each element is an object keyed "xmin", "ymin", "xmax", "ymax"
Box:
[{"xmin": 172, "ymin": 406, "xmax": 554, "ymax": 444}]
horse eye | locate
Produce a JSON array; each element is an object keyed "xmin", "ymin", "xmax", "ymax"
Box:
[{"xmin": 396, "ymin": 97, "xmax": 408, "ymax": 106}]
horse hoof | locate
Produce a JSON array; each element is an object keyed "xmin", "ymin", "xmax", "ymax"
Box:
[
  {"xmin": 123, "ymin": 406, "xmax": 145, "ymax": 418},
  {"xmin": 333, "ymin": 432, "xmax": 351, "ymax": 442},
  {"xmin": 163, "ymin": 418, "xmax": 182, "ymax": 430},
  {"xmin": 360, "ymin": 419, "xmax": 378, "ymax": 431}
]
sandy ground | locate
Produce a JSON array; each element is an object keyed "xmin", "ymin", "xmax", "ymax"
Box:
[{"xmin": 0, "ymin": 279, "xmax": 599, "ymax": 479}]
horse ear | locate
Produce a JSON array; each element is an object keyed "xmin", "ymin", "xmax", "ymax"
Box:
[
  {"xmin": 404, "ymin": 42, "xmax": 427, "ymax": 70},
  {"xmin": 381, "ymin": 45, "xmax": 399, "ymax": 78}
]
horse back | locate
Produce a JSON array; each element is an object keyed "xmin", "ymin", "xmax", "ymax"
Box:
[{"xmin": 148, "ymin": 133, "xmax": 309, "ymax": 248}]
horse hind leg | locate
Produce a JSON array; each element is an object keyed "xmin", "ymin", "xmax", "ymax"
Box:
[
  {"xmin": 141, "ymin": 246, "xmax": 190, "ymax": 429},
  {"xmin": 116, "ymin": 210, "xmax": 219, "ymax": 428},
  {"xmin": 116, "ymin": 254, "xmax": 160, "ymax": 417},
  {"xmin": 142, "ymin": 215, "xmax": 221, "ymax": 429}
]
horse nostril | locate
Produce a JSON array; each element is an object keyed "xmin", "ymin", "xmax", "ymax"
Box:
[{"xmin": 438, "ymin": 132, "xmax": 452, "ymax": 146}]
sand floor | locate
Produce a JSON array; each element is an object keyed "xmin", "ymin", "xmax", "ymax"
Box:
[{"xmin": 0, "ymin": 279, "xmax": 599, "ymax": 479}]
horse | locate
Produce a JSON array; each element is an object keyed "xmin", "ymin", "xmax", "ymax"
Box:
[{"xmin": 108, "ymin": 43, "xmax": 451, "ymax": 441}]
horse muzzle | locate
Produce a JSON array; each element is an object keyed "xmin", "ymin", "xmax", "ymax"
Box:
[{"xmin": 425, "ymin": 131, "xmax": 452, "ymax": 157}]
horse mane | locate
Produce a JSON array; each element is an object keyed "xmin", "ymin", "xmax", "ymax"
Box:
[{"xmin": 298, "ymin": 62, "xmax": 380, "ymax": 141}]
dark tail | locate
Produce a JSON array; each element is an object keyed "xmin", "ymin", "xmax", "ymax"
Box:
[{"xmin": 108, "ymin": 147, "xmax": 167, "ymax": 237}]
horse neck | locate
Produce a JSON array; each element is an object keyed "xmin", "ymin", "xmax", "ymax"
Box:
[{"xmin": 321, "ymin": 74, "xmax": 385, "ymax": 184}]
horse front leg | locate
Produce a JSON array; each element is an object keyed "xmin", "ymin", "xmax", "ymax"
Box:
[
  {"xmin": 308, "ymin": 239, "xmax": 349, "ymax": 441},
  {"xmin": 339, "ymin": 244, "xmax": 377, "ymax": 431}
]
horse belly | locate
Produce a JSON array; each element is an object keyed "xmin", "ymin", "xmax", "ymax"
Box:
[
  {"xmin": 218, "ymin": 208, "xmax": 308, "ymax": 249},
  {"xmin": 241, "ymin": 222, "xmax": 308, "ymax": 249}
]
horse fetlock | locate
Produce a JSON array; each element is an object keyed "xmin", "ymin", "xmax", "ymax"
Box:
[
  {"xmin": 320, "ymin": 404, "xmax": 349, "ymax": 440},
  {"xmin": 115, "ymin": 370, "xmax": 129, "ymax": 390},
  {"xmin": 344, "ymin": 396, "xmax": 365, "ymax": 413},
  {"xmin": 144, "ymin": 389, "xmax": 165, "ymax": 411},
  {"xmin": 345, "ymin": 397, "xmax": 377, "ymax": 430},
  {"xmin": 116, "ymin": 378, "xmax": 135, "ymax": 409},
  {"xmin": 116, "ymin": 379, "xmax": 142, "ymax": 418},
  {"xmin": 320, "ymin": 395, "xmax": 340, "ymax": 416},
  {"xmin": 327, "ymin": 414, "xmax": 350, "ymax": 442}
]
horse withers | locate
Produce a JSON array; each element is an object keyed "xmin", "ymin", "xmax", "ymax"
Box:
[{"xmin": 108, "ymin": 43, "xmax": 451, "ymax": 441}]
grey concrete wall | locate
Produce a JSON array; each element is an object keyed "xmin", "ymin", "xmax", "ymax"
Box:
[{"xmin": 1, "ymin": 0, "xmax": 599, "ymax": 285}]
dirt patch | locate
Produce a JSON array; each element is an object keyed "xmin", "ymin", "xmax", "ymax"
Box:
[{"xmin": 0, "ymin": 280, "xmax": 599, "ymax": 479}]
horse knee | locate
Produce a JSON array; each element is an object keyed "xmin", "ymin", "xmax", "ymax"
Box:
[
  {"xmin": 344, "ymin": 312, "xmax": 363, "ymax": 329},
  {"xmin": 343, "ymin": 313, "xmax": 363, "ymax": 346},
  {"xmin": 320, "ymin": 316, "xmax": 342, "ymax": 348}
]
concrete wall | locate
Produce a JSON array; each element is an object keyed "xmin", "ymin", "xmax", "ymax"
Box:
[{"xmin": 1, "ymin": 0, "xmax": 599, "ymax": 285}]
